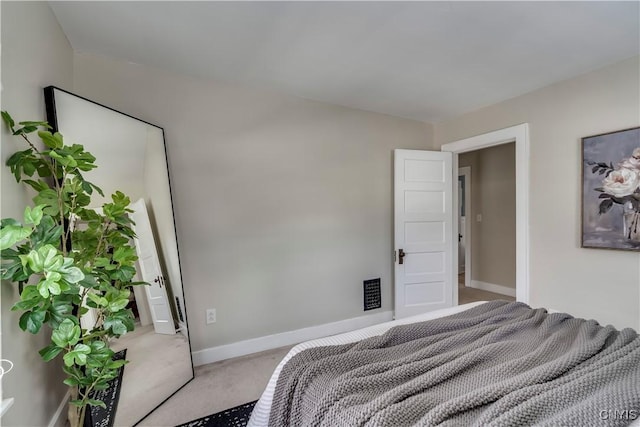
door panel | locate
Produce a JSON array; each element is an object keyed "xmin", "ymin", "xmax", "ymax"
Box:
[
  {"xmin": 130, "ymin": 198, "xmax": 176, "ymax": 335},
  {"xmin": 395, "ymin": 149, "xmax": 453, "ymax": 319}
]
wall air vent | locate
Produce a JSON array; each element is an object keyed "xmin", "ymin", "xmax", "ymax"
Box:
[{"xmin": 363, "ymin": 278, "xmax": 381, "ymax": 311}]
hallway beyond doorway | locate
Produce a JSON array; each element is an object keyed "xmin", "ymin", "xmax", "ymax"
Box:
[{"xmin": 458, "ymin": 274, "xmax": 515, "ymax": 305}]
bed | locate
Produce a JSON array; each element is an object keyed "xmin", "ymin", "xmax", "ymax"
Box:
[{"xmin": 248, "ymin": 301, "xmax": 640, "ymax": 426}]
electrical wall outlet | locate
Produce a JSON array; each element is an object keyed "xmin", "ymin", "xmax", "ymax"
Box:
[{"xmin": 206, "ymin": 308, "xmax": 216, "ymax": 324}]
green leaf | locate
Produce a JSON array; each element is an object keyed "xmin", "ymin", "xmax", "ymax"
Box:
[
  {"xmin": 107, "ymin": 359, "xmax": 127, "ymax": 370},
  {"xmin": 33, "ymin": 189, "xmax": 60, "ymax": 216},
  {"xmin": 24, "ymin": 205, "xmax": 45, "ymax": 226},
  {"xmin": 42, "ymin": 247, "xmax": 64, "ymax": 271},
  {"xmin": 81, "ymin": 180, "xmax": 93, "ymax": 195},
  {"xmin": 36, "ymin": 280, "xmax": 50, "ymax": 298},
  {"xmin": 2, "ymin": 110, "xmax": 15, "ymax": 131},
  {"xmin": 39, "ymin": 344, "xmax": 63, "ymax": 362},
  {"xmin": 1, "ymin": 249, "xmax": 28, "ymax": 282},
  {"xmin": 12, "ymin": 298, "xmax": 41, "ymax": 311},
  {"xmin": 21, "ymin": 245, "xmax": 68, "ymax": 275},
  {"xmin": 47, "ymin": 299, "xmax": 72, "ymax": 328},
  {"xmin": 86, "ymin": 399, "xmax": 106, "ymax": 409},
  {"xmin": 103, "ymin": 310, "xmax": 135, "ymax": 335},
  {"xmin": 63, "ymin": 377, "xmax": 80, "ymax": 386},
  {"xmin": 111, "ymin": 191, "xmax": 130, "ymax": 206},
  {"xmin": 1, "ymin": 218, "xmax": 21, "ymax": 227},
  {"xmin": 18, "ymin": 310, "xmax": 46, "ymax": 334},
  {"xmin": 77, "ymin": 273, "xmax": 99, "ymax": 289},
  {"xmin": 108, "ymin": 299, "xmax": 130, "ymax": 313},
  {"xmin": 30, "ymin": 216, "xmax": 63, "ymax": 248},
  {"xmin": 63, "ymin": 343, "xmax": 91, "ymax": 367},
  {"xmin": 51, "ymin": 318, "xmax": 81, "ymax": 348},
  {"xmin": 86, "ymin": 292, "xmax": 108, "ymax": 308},
  {"xmin": 129, "ymin": 281, "xmax": 149, "ymax": 286},
  {"xmin": 58, "ymin": 258, "xmax": 84, "ymax": 283},
  {"xmin": 14, "ymin": 125, "xmax": 38, "ymax": 135},
  {"xmin": 22, "ymin": 161, "xmax": 36, "ymax": 176},
  {"xmin": 110, "ymin": 265, "xmax": 135, "ymax": 282},
  {"xmin": 112, "ymin": 246, "xmax": 137, "ymax": 265},
  {"xmin": 0, "ymin": 224, "xmax": 32, "ymax": 250},
  {"xmin": 19, "ymin": 284, "xmax": 41, "ymax": 301},
  {"xmin": 43, "ymin": 276, "xmax": 62, "ymax": 295},
  {"xmin": 0, "ymin": 262, "xmax": 24, "ymax": 281},
  {"xmin": 61, "ymin": 267, "xmax": 84, "ymax": 284},
  {"xmin": 38, "ymin": 131, "xmax": 63, "ymax": 149},
  {"xmin": 94, "ymin": 258, "xmax": 111, "ymax": 268},
  {"xmin": 86, "ymin": 341, "xmax": 114, "ymax": 368},
  {"xmin": 74, "ymin": 343, "xmax": 91, "ymax": 353},
  {"xmin": 6, "ymin": 149, "xmax": 30, "ymax": 167},
  {"xmin": 18, "ymin": 120, "xmax": 50, "ymax": 129},
  {"xmin": 22, "ymin": 179, "xmax": 50, "ymax": 192},
  {"xmin": 47, "ymin": 150, "xmax": 63, "ymax": 161},
  {"xmin": 20, "ymin": 245, "xmax": 56, "ymax": 272}
]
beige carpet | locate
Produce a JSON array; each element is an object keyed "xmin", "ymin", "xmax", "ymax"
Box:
[
  {"xmin": 139, "ymin": 345, "xmax": 293, "ymax": 426},
  {"xmin": 458, "ymin": 273, "xmax": 515, "ymax": 305},
  {"xmin": 110, "ymin": 325, "xmax": 193, "ymax": 426}
]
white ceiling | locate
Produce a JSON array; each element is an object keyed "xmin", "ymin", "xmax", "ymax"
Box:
[{"xmin": 49, "ymin": 1, "xmax": 639, "ymax": 123}]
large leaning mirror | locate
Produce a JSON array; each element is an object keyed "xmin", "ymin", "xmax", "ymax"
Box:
[{"xmin": 44, "ymin": 87, "xmax": 194, "ymax": 426}]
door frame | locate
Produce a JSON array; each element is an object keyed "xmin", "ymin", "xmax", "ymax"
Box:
[
  {"xmin": 441, "ymin": 123, "xmax": 530, "ymax": 305},
  {"xmin": 458, "ymin": 166, "xmax": 471, "ymax": 286}
]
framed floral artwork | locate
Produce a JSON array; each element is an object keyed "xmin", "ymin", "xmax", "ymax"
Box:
[{"xmin": 582, "ymin": 127, "xmax": 640, "ymax": 251}]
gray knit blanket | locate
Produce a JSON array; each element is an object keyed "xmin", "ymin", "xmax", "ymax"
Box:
[{"xmin": 269, "ymin": 301, "xmax": 640, "ymax": 426}]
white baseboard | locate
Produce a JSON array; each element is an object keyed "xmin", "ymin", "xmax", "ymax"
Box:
[
  {"xmin": 48, "ymin": 389, "xmax": 70, "ymax": 427},
  {"xmin": 469, "ymin": 280, "xmax": 516, "ymax": 298},
  {"xmin": 192, "ymin": 310, "xmax": 394, "ymax": 366}
]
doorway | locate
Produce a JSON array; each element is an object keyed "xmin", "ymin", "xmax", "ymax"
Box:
[
  {"xmin": 442, "ymin": 123, "xmax": 530, "ymax": 306},
  {"xmin": 457, "ymin": 144, "xmax": 516, "ymax": 305},
  {"xmin": 458, "ymin": 167, "xmax": 471, "ymax": 282}
]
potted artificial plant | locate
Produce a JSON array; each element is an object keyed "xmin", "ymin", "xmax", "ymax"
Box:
[{"xmin": 0, "ymin": 111, "xmax": 139, "ymax": 427}]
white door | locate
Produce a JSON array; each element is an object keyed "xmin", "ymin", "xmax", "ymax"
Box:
[
  {"xmin": 129, "ymin": 199, "xmax": 176, "ymax": 335},
  {"xmin": 394, "ymin": 150, "xmax": 454, "ymax": 319}
]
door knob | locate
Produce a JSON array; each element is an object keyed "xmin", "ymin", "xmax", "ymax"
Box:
[{"xmin": 398, "ymin": 249, "xmax": 406, "ymax": 265}]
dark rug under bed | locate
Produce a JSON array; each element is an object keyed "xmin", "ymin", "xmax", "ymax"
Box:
[{"xmin": 176, "ymin": 401, "xmax": 257, "ymax": 427}]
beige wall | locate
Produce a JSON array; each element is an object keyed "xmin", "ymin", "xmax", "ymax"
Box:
[
  {"xmin": 72, "ymin": 53, "xmax": 433, "ymax": 352},
  {"xmin": 435, "ymin": 56, "xmax": 640, "ymax": 330},
  {"xmin": 1, "ymin": 2, "xmax": 73, "ymax": 426},
  {"xmin": 459, "ymin": 143, "xmax": 516, "ymax": 289}
]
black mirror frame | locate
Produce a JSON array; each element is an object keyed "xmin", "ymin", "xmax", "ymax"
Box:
[{"xmin": 43, "ymin": 85, "xmax": 195, "ymax": 426}]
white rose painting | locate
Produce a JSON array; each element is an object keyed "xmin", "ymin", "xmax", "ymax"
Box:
[{"xmin": 582, "ymin": 127, "xmax": 640, "ymax": 251}]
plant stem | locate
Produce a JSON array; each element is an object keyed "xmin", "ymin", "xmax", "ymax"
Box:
[
  {"xmin": 63, "ymin": 173, "xmax": 77, "ymax": 251},
  {"xmin": 68, "ymin": 386, "xmax": 81, "ymax": 427},
  {"xmin": 93, "ymin": 219, "xmax": 111, "ymax": 261},
  {"xmin": 58, "ymin": 171, "xmax": 70, "ymax": 256},
  {"xmin": 21, "ymin": 133, "xmax": 68, "ymax": 254},
  {"xmin": 81, "ymin": 329, "xmax": 107, "ymax": 342}
]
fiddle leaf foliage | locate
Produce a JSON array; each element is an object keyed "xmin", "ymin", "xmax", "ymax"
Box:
[{"xmin": 1, "ymin": 111, "xmax": 140, "ymax": 427}]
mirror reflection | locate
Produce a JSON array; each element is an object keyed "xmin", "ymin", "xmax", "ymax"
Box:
[{"xmin": 45, "ymin": 87, "xmax": 193, "ymax": 426}]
